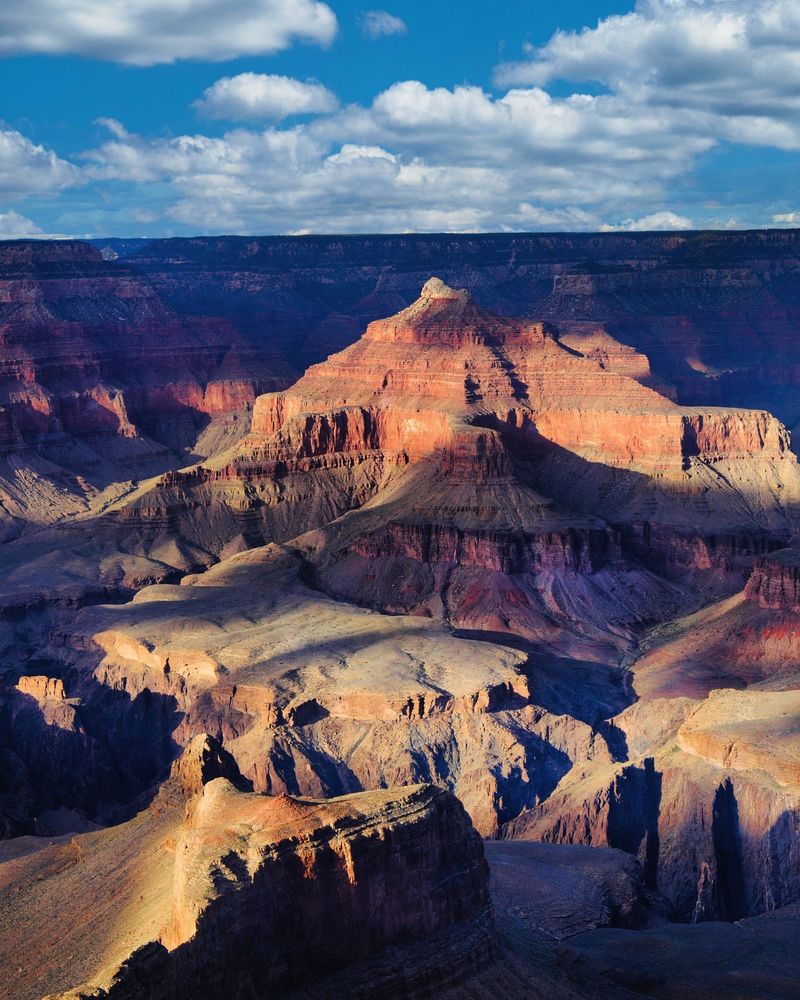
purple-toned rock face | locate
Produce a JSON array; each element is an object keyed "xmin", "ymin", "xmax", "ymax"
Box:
[{"xmin": 745, "ymin": 548, "xmax": 800, "ymax": 612}]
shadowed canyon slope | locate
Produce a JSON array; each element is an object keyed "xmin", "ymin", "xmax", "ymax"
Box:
[
  {"xmin": 0, "ymin": 241, "xmax": 293, "ymax": 541},
  {"xmin": 1, "ymin": 236, "xmax": 800, "ymax": 999},
  {"xmin": 1, "ymin": 738, "xmax": 492, "ymax": 1000}
]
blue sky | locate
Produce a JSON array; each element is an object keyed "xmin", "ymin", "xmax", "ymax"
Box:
[{"xmin": 0, "ymin": 0, "xmax": 798, "ymax": 237}]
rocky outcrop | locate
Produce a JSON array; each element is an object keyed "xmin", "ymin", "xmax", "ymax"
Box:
[
  {"xmin": 0, "ymin": 738, "xmax": 491, "ymax": 1000},
  {"xmin": 503, "ymin": 675, "xmax": 800, "ymax": 925},
  {"xmin": 483, "ymin": 840, "xmax": 659, "ymax": 940},
  {"xmin": 745, "ymin": 548, "xmax": 800, "ymax": 612},
  {"xmin": 504, "ymin": 754, "xmax": 800, "ymax": 923},
  {"xmin": 120, "ymin": 230, "xmax": 800, "ymax": 428},
  {"xmin": 117, "ymin": 277, "xmax": 800, "ymax": 649}
]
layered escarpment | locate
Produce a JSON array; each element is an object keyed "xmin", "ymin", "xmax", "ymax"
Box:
[
  {"xmin": 0, "ymin": 240, "xmax": 293, "ymax": 537},
  {"xmin": 4, "ymin": 259, "xmax": 800, "ymax": 975},
  {"xmin": 0, "ymin": 737, "xmax": 490, "ymax": 1000},
  {"xmin": 125, "ymin": 230, "xmax": 800, "ymax": 431},
  {"xmin": 112, "ymin": 277, "xmax": 800, "ymax": 647},
  {"xmin": 627, "ymin": 548, "xmax": 800, "ymax": 700},
  {"xmin": 182, "ymin": 276, "xmax": 800, "ymax": 517}
]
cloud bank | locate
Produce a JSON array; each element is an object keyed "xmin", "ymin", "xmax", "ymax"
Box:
[
  {"xmin": 3, "ymin": 0, "xmax": 800, "ymax": 235},
  {"xmin": 496, "ymin": 0, "xmax": 800, "ymax": 149}
]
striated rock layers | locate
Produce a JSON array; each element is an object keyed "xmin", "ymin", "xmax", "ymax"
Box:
[
  {"xmin": 122, "ymin": 277, "xmax": 800, "ymax": 650},
  {"xmin": 2, "ymin": 255, "xmax": 800, "ymax": 980},
  {"xmin": 0, "ymin": 240, "xmax": 293, "ymax": 539},
  {"xmin": 0, "ymin": 737, "xmax": 491, "ymax": 1000}
]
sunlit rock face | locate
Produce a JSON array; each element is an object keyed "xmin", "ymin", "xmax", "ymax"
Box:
[
  {"xmin": 125, "ymin": 230, "xmax": 800, "ymax": 426},
  {"xmin": 1, "ymin": 739, "xmax": 491, "ymax": 1000},
  {"xmin": 124, "ymin": 276, "xmax": 800, "ymax": 654}
]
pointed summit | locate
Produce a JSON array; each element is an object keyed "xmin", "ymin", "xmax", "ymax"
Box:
[
  {"xmin": 419, "ymin": 276, "xmax": 471, "ymax": 302},
  {"xmin": 365, "ymin": 275, "xmax": 539, "ymax": 346}
]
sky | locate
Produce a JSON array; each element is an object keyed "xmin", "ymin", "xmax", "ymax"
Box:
[{"xmin": 0, "ymin": 0, "xmax": 799, "ymax": 237}]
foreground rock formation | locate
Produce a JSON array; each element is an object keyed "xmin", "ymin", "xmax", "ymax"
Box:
[{"xmin": 0, "ymin": 737, "xmax": 490, "ymax": 1000}]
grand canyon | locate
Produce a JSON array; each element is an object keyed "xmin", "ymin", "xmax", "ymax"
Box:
[{"xmin": 2, "ymin": 231, "xmax": 800, "ymax": 999}]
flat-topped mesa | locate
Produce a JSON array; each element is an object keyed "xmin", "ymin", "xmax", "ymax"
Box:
[
  {"xmin": 0, "ymin": 238, "xmax": 102, "ymax": 271},
  {"xmin": 745, "ymin": 548, "xmax": 800, "ymax": 612},
  {"xmin": 363, "ymin": 276, "xmax": 552, "ymax": 347}
]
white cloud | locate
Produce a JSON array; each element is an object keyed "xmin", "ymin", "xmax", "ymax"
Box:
[
  {"xmin": 0, "ymin": 129, "xmax": 77, "ymax": 199},
  {"xmin": 496, "ymin": 0, "xmax": 800, "ymax": 150},
  {"xmin": 600, "ymin": 211, "xmax": 694, "ymax": 232},
  {"xmin": 773, "ymin": 211, "xmax": 800, "ymax": 225},
  {"xmin": 0, "ymin": 211, "xmax": 44, "ymax": 238},
  {"xmin": 94, "ymin": 117, "xmax": 130, "ymax": 140},
  {"xmin": 57, "ymin": 1, "xmax": 800, "ymax": 235},
  {"xmin": 80, "ymin": 79, "xmax": 713, "ymax": 234},
  {"xmin": 358, "ymin": 10, "xmax": 408, "ymax": 39},
  {"xmin": 195, "ymin": 73, "xmax": 338, "ymax": 121},
  {"xmin": 0, "ymin": 0, "xmax": 337, "ymax": 65}
]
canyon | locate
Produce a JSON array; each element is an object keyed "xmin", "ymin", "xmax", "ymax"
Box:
[{"xmin": 1, "ymin": 233, "xmax": 799, "ymax": 999}]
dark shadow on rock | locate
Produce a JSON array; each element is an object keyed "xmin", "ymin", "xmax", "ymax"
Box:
[
  {"xmin": 0, "ymin": 666, "xmax": 183, "ymax": 837},
  {"xmin": 711, "ymin": 778, "xmax": 747, "ymax": 921},
  {"xmin": 607, "ymin": 757, "xmax": 662, "ymax": 892},
  {"xmin": 453, "ymin": 629, "xmax": 634, "ymax": 761}
]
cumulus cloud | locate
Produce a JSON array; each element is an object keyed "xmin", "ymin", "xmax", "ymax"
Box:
[
  {"xmin": 0, "ymin": 211, "xmax": 45, "ymax": 238},
  {"xmin": 80, "ymin": 80, "xmax": 714, "ymax": 234},
  {"xmin": 41, "ymin": 0, "xmax": 800, "ymax": 235},
  {"xmin": 496, "ymin": 0, "xmax": 800, "ymax": 149},
  {"xmin": 0, "ymin": 0, "xmax": 337, "ymax": 65},
  {"xmin": 195, "ymin": 74, "xmax": 338, "ymax": 121},
  {"xmin": 358, "ymin": 10, "xmax": 408, "ymax": 39},
  {"xmin": 0, "ymin": 129, "xmax": 77, "ymax": 199}
]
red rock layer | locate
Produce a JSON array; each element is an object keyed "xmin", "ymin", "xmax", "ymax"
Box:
[
  {"xmin": 246, "ymin": 278, "xmax": 791, "ymax": 483},
  {"xmin": 124, "ymin": 230, "xmax": 800, "ymax": 430},
  {"xmin": 745, "ymin": 548, "xmax": 800, "ymax": 612},
  {"xmin": 346, "ymin": 521, "xmax": 615, "ymax": 575},
  {"xmin": 117, "ymin": 277, "xmax": 800, "ymax": 647}
]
